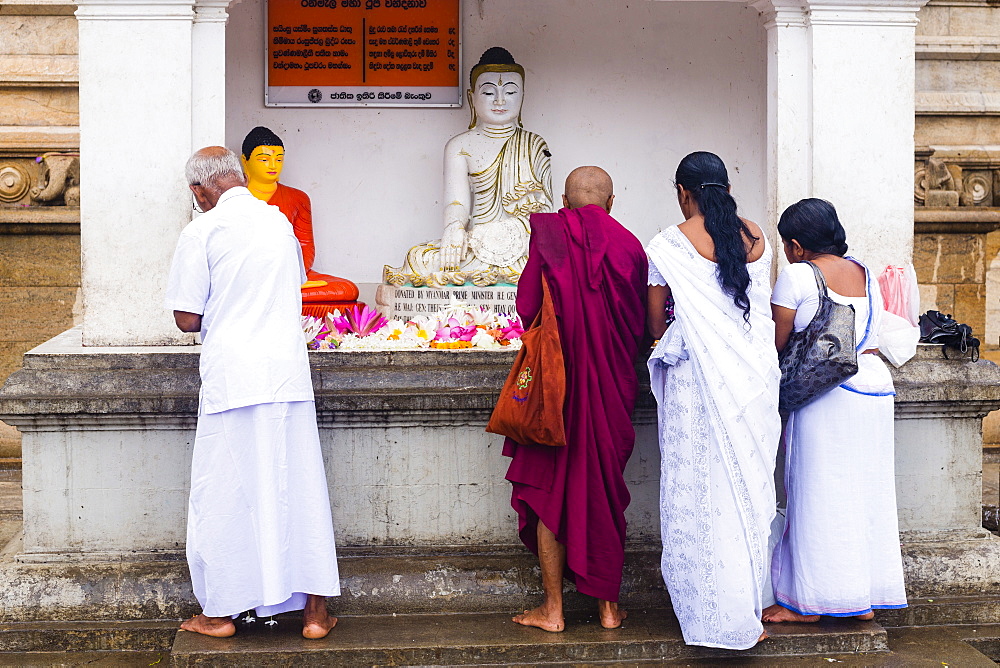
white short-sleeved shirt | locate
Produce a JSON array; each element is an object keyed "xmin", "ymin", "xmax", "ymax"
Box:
[
  {"xmin": 164, "ymin": 186, "xmax": 313, "ymax": 414},
  {"xmin": 771, "ymin": 261, "xmax": 869, "ymax": 343}
]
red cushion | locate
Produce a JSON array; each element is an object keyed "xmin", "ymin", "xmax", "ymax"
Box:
[{"xmin": 303, "ymin": 270, "xmax": 361, "ymax": 302}]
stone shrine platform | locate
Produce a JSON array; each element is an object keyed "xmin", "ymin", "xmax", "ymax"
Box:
[
  {"xmin": 375, "ymin": 283, "xmax": 518, "ymax": 319},
  {"xmin": 2, "ymin": 332, "xmax": 1000, "ymax": 663}
]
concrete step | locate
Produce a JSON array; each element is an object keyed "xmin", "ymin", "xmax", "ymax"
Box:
[
  {"xmin": 0, "ymin": 651, "xmax": 166, "ymax": 667},
  {"xmin": 335, "ymin": 545, "xmax": 665, "ymax": 615},
  {"xmin": 0, "ymin": 546, "xmax": 665, "ymax": 622},
  {"xmin": 168, "ymin": 608, "xmax": 888, "ymax": 667},
  {"xmin": 0, "ymin": 620, "xmax": 177, "ymax": 653},
  {"xmin": 878, "ymin": 594, "xmax": 1000, "ymax": 627}
]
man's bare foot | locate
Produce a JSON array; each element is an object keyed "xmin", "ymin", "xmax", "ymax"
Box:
[
  {"xmin": 302, "ymin": 595, "xmax": 338, "ymax": 639},
  {"xmin": 761, "ymin": 604, "xmax": 820, "ymax": 623},
  {"xmin": 180, "ymin": 614, "xmax": 236, "ymax": 638},
  {"xmin": 513, "ymin": 604, "xmax": 565, "ymax": 632},
  {"xmin": 855, "ymin": 611, "xmax": 875, "ymax": 621},
  {"xmin": 597, "ymin": 600, "xmax": 628, "ymax": 629}
]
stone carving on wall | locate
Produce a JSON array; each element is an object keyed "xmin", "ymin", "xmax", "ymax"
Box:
[
  {"xmin": 915, "ymin": 148, "xmax": 1000, "ymax": 209},
  {"xmin": 0, "ymin": 163, "xmax": 31, "ymax": 204},
  {"xmin": 0, "ymin": 153, "xmax": 79, "ymax": 207},
  {"xmin": 31, "ymin": 153, "xmax": 80, "ymax": 206}
]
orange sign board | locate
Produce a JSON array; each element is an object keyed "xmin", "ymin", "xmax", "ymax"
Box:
[{"xmin": 266, "ymin": 0, "xmax": 461, "ymax": 107}]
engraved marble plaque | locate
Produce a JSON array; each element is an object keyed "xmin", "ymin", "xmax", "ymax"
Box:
[{"xmin": 375, "ymin": 283, "xmax": 518, "ymax": 320}]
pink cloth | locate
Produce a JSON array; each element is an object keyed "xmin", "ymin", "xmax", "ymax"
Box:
[
  {"xmin": 878, "ymin": 266, "xmax": 917, "ymax": 326},
  {"xmin": 502, "ymin": 205, "xmax": 648, "ymax": 602}
]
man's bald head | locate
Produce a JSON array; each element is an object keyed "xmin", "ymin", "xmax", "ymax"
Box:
[{"xmin": 563, "ymin": 166, "xmax": 614, "ymax": 212}]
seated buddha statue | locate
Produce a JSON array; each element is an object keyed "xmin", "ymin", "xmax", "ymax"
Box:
[
  {"xmin": 384, "ymin": 47, "xmax": 553, "ymax": 288},
  {"xmin": 241, "ymin": 126, "xmax": 361, "ymax": 311}
]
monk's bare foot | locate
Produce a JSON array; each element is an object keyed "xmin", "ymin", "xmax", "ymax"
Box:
[
  {"xmin": 761, "ymin": 604, "xmax": 820, "ymax": 623},
  {"xmin": 513, "ymin": 604, "xmax": 565, "ymax": 632},
  {"xmin": 180, "ymin": 614, "xmax": 236, "ymax": 638},
  {"xmin": 302, "ymin": 595, "xmax": 338, "ymax": 639},
  {"xmin": 855, "ymin": 611, "xmax": 875, "ymax": 620},
  {"xmin": 597, "ymin": 600, "xmax": 628, "ymax": 629}
]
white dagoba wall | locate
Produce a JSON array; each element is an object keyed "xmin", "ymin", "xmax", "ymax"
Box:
[{"xmin": 74, "ymin": 0, "xmax": 926, "ymax": 344}]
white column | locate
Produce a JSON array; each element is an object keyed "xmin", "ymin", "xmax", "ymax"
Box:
[
  {"xmin": 76, "ymin": 0, "xmax": 196, "ymax": 345},
  {"xmin": 807, "ymin": 0, "xmax": 927, "ymax": 271},
  {"xmin": 192, "ymin": 0, "xmax": 229, "ymax": 148},
  {"xmin": 750, "ymin": 0, "xmax": 811, "ymax": 240}
]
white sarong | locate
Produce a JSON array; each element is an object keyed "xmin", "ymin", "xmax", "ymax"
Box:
[
  {"xmin": 187, "ymin": 400, "xmax": 340, "ymax": 618},
  {"xmin": 646, "ymin": 226, "xmax": 781, "ymax": 650}
]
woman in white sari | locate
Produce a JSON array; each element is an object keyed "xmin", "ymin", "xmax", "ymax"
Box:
[
  {"xmin": 646, "ymin": 152, "xmax": 781, "ymax": 650},
  {"xmin": 763, "ymin": 198, "xmax": 907, "ymax": 623}
]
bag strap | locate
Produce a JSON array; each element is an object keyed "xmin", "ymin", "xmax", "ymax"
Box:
[
  {"xmin": 804, "ymin": 261, "xmax": 830, "ymax": 298},
  {"xmin": 528, "ymin": 275, "xmax": 552, "ymax": 330}
]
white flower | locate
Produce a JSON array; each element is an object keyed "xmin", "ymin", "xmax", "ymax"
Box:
[
  {"xmin": 472, "ymin": 329, "xmax": 502, "ymax": 350},
  {"xmin": 301, "ymin": 316, "xmax": 324, "ymax": 344}
]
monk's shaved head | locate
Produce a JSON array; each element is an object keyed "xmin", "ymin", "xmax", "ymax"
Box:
[{"xmin": 563, "ymin": 166, "xmax": 614, "ymax": 211}]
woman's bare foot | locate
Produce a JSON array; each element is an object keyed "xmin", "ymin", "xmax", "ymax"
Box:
[
  {"xmin": 597, "ymin": 600, "xmax": 628, "ymax": 629},
  {"xmin": 180, "ymin": 614, "xmax": 236, "ymax": 638},
  {"xmin": 761, "ymin": 604, "xmax": 820, "ymax": 623},
  {"xmin": 758, "ymin": 630, "xmax": 769, "ymax": 643},
  {"xmin": 513, "ymin": 604, "xmax": 565, "ymax": 632},
  {"xmin": 302, "ymin": 594, "xmax": 338, "ymax": 639},
  {"xmin": 855, "ymin": 611, "xmax": 875, "ymax": 621}
]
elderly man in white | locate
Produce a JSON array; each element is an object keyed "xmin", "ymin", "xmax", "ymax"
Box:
[{"xmin": 165, "ymin": 146, "xmax": 340, "ymax": 639}]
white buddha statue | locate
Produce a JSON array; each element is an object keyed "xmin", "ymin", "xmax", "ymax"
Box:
[{"xmin": 384, "ymin": 47, "xmax": 553, "ymax": 288}]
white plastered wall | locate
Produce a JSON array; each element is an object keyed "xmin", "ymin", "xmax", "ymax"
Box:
[{"xmin": 224, "ymin": 0, "xmax": 768, "ymax": 286}]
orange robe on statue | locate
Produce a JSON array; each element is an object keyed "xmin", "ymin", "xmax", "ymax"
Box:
[{"xmin": 268, "ymin": 182, "xmax": 360, "ymax": 304}]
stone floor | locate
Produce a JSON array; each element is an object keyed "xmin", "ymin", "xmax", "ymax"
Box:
[{"xmin": 1, "ymin": 463, "xmax": 1000, "ymax": 665}]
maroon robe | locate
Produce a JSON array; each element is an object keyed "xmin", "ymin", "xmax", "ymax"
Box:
[{"xmin": 503, "ymin": 204, "xmax": 648, "ymax": 602}]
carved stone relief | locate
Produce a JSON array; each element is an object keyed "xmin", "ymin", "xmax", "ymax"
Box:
[
  {"xmin": 0, "ymin": 164, "xmax": 31, "ymax": 203},
  {"xmin": 0, "ymin": 153, "xmax": 79, "ymax": 207},
  {"xmin": 915, "ymin": 149, "xmax": 1000, "ymax": 208}
]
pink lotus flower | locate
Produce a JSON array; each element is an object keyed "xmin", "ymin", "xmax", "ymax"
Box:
[
  {"xmin": 450, "ymin": 324, "xmax": 478, "ymax": 341},
  {"xmin": 499, "ymin": 316, "xmax": 524, "ymax": 340},
  {"xmin": 328, "ymin": 305, "xmax": 388, "ymax": 338}
]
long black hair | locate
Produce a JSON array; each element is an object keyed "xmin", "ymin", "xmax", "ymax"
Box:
[
  {"xmin": 777, "ymin": 198, "xmax": 849, "ymax": 256},
  {"xmin": 675, "ymin": 151, "xmax": 758, "ymax": 323}
]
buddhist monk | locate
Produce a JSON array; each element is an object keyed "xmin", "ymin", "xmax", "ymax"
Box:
[{"xmin": 504, "ymin": 166, "xmax": 648, "ymax": 631}]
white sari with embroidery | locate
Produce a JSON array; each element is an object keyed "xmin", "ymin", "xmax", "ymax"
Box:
[{"xmin": 646, "ymin": 225, "xmax": 781, "ymax": 650}]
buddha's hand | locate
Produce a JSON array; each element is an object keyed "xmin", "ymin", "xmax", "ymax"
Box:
[{"xmin": 440, "ymin": 219, "xmax": 468, "ymax": 272}]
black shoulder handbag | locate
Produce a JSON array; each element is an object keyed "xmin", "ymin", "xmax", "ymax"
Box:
[
  {"xmin": 778, "ymin": 262, "xmax": 859, "ymax": 413},
  {"xmin": 918, "ymin": 310, "xmax": 980, "ymax": 361}
]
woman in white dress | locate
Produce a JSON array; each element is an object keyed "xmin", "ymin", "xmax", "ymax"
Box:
[
  {"xmin": 763, "ymin": 198, "xmax": 907, "ymax": 623},
  {"xmin": 646, "ymin": 152, "xmax": 781, "ymax": 650}
]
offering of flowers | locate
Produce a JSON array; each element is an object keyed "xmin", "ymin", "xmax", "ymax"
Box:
[{"xmin": 302, "ymin": 302, "xmax": 524, "ymax": 352}]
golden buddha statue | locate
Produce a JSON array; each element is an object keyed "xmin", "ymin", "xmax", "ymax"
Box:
[
  {"xmin": 241, "ymin": 127, "xmax": 361, "ymax": 314},
  {"xmin": 384, "ymin": 47, "xmax": 553, "ymax": 288}
]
